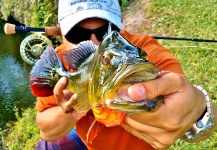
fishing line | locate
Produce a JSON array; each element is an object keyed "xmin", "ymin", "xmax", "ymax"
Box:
[
  {"xmin": 153, "ymin": 36, "xmax": 217, "ymax": 43},
  {"xmin": 163, "ymin": 45, "xmax": 217, "ymax": 50}
]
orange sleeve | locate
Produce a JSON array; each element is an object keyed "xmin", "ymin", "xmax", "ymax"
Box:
[
  {"xmin": 55, "ymin": 44, "xmax": 76, "ymax": 72},
  {"xmin": 35, "ymin": 96, "xmax": 57, "ymax": 111},
  {"xmin": 120, "ymin": 30, "xmax": 184, "ymax": 74}
]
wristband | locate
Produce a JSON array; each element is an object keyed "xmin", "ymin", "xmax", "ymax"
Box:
[{"xmin": 181, "ymin": 85, "xmax": 214, "ymax": 142}]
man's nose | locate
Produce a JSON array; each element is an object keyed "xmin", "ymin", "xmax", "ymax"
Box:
[{"xmin": 90, "ymin": 34, "xmax": 100, "ymax": 45}]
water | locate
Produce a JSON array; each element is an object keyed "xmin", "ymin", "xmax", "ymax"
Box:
[{"xmin": 0, "ymin": 31, "xmax": 36, "ymax": 144}]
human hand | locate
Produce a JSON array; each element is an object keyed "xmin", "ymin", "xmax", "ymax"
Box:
[
  {"xmin": 120, "ymin": 72, "xmax": 207, "ymax": 149},
  {"xmin": 36, "ymin": 77, "xmax": 80, "ymax": 141},
  {"xmin": 54, "ymin": 77, "xmax": 84, "ymax": 120}
]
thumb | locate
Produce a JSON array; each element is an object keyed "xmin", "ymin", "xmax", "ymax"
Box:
[
  {"xmin": 54, "ymin": 77, "xmax": 68, "ymax": 107},
  {"xmin": 128, "ymin": 73, "xmax": 185, "ymax": 101}
]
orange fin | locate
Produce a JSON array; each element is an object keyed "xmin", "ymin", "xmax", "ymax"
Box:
[
  {"xmin": 93, "ymin": 107, "xmax": 126, "ymax": 127},
  {"xmin": 86, "ymin": 120, "xmax": 104, "ymax": 144}
]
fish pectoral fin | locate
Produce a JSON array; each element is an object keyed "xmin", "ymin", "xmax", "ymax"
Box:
[
  {"xmin": 70, "ymin": 92, "xmax": 91, "ymax": 114},
  {"xmin": 109, "ymin": 96, "xmax": 164, "ymax": 113},
  {"xmin": 86, "ymin": 120, "xmax": 104, "ymax": 143}
]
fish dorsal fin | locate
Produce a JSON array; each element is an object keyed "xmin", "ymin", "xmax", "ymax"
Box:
[
  {"xmin": 69, "ymin": 92, "xmax": 91, "ymax": 114},
  {"xmin": 63, "ymin": 41, "xmax": 97, "ymax": 70}
]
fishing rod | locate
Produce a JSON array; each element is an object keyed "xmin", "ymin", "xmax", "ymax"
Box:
[
  {"xmin": 4, "ymin": 23, "xmax": 61, "ymax": 36},
  {"xmin": 4, "ymin": 23, "xmax": 217, "ymax": 43}
]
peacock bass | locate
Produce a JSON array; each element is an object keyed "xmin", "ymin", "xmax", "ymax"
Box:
[{"xmin": 29, "ymin": 31, "xmax": 163, "ymax": 143}]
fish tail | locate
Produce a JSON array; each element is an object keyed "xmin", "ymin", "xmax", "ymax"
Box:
[{"xmin": 30, "ymin": 46, "xmax": 65, "ymax": 97}]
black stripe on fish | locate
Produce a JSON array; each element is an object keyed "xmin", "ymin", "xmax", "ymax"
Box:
[{"xmin": 63, "ymin": 41, "xmax": 97, "ymax": 70}]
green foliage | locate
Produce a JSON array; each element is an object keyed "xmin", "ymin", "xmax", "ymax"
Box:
[
  {"xmin": 1, "ymin": 107, "xmax": 40, "ymax": 150},
  {"xmin": 1, "ymin": 0, "xmax": 33, "ymax": 25},
  {"xmin": 30, "ymin": 0, "xmax": 58, "ymax": 27},
  {"xmin": 141, "ymin": 0, "xmax": 217, "ymax": 39},
  {"xmin": 0, "ymin": 3, "xmax": 4, "ymax": 24},
  {"xmin": 119, "ymin": 0, "xmax": 134, "ymax": 9},
  {"xmin": 0, "ymin": 0, "xmax": 58, "ymax": 27}
]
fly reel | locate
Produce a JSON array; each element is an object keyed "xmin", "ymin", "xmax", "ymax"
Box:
[{"xmin": 20, "ymin": 34, "xmax": 53, "ymax": 65}]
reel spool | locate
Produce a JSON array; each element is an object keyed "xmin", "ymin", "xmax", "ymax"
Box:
[{"xmin": 20, "ymin": 34, "xmax": 53, "ymax": 65}]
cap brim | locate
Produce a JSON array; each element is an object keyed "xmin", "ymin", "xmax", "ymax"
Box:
[{"xmin": 60, "ymin": 9, "xmax": 123, "ymax": 35}]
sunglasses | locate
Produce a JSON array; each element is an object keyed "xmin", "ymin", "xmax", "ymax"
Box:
[{"xmin": 65, "ymin": 23, "xmax": 119, "ymax": 44}]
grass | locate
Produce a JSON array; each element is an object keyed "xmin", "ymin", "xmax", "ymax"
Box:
[{"xmin": 1, "ymin": 107, "xmax": 40, "ymax": 150}]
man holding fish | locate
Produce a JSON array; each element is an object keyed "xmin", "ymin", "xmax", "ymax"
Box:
[{"xmin": 33, "ymin": 0, "xmax": 217, "ymax": 149}]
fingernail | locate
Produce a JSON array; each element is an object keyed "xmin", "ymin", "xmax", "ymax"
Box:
[
  {"xmin": 129, "ymin": 84, "xmax": 146, "ymax": 101},
  {"xmin": 60, "ymin": 77, "xmax": 67, "ymax": 83}
]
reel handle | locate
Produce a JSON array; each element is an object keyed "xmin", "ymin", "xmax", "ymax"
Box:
[{"xmin": 4, "ymin": 23, "xmax": 61, "ymax": 36}]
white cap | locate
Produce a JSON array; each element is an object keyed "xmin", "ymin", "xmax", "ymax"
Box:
[{"xmin": 58, "ymin": 0, "xmax": 123, "ymax": 35}]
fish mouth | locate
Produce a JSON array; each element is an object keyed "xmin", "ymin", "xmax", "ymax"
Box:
[
  {"xmin": 102, "ymin": 62, "xmax": 159, "ymax": 106},
  {"xmin": 101, "ymin": 62, "xmax": 163, "ymax": 113}
]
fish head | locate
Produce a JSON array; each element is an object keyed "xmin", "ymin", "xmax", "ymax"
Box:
[
  {"xmin": 89, "ymin": 31, "xmax": 159, "ymax": 107},
  {"xmin": 98, "ymin": 30, "xmax": 149, "ymax": 74}
]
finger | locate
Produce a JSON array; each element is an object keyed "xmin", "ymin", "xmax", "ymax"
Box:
[
  {"xmin": 63, "ymin": 90, "xmax": 74, "ymax": 100},
  {"xmin": 54, "ymin": 77, "xmax": 68, "ymax": 107},
  {"xmin": 120, "ymin": 122, "xmax": 155, "ymax": 143},
  {"xmin": 64, "ymin": 94, "xmax": 78, "ymax": 113},
  {"xmin": 124, "ymin": 115, "xmax": 158, "ymax": 134},
  {"xmin": 120, "ymin": 122, "xmax": 168, "ymax": 149},
  {"xmin": 121, "ymin": 117, "xmax": 171, "ymax": 149},
  {"xmin": 124, "ymin": 115, "xmax": 181, "ymax": 147},
  {"xmin": 128, "ymin": 72, "xmax": 186, "ymax": 101}
]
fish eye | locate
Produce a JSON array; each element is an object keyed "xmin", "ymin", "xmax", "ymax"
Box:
[
  {"xmin": 51, "ymin": 69, "xmax": 58, "ymax": 79},
  {"xmin": 124, "ymin": 45, "xmax": 135, "ymax": 51},
  {"xmin": 101, "ymin": 50, "xmax": 112, "ymax": 65},
  {"xmin": 101, "ymin": 55, "xmax": 111, "ymax": 65}
]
